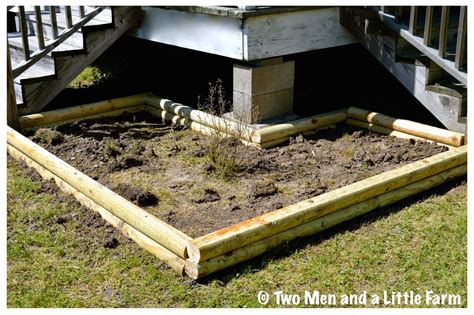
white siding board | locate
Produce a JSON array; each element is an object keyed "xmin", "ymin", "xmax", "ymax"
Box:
[
  {"xmin": 244, "ymin": 7, "xmax": 356, "ymax": 60},
  {"xmin": 133, "ymin": 7, "xmax": 244, "ymax": 59}
]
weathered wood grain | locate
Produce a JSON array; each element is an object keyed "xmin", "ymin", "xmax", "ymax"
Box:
[{"xmin": 244, "ymin": 7, "xmax": 356, "ymax": 60}]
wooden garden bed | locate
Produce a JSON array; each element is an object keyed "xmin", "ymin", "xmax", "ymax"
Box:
[{"xmin": 7, "ymin": 93, "xmax": 467, "ymax": 279}]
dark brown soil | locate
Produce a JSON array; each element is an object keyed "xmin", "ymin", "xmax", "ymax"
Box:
[
  {"xmin": 113, "ymin": 183, "xmax": 159, "ymax": 207},
  {"xmin": 24, "ymin": 111, "xmax": 448, "ymax": 238}
]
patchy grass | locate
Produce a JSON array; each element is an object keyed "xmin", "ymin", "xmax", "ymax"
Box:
[
  {"xmin": 7, "ymin": 158, "xmax": 466, "ymax": 308},
  {"xmin": 68, "ymin": 66, "xmax": 111, "ymax": 89}
]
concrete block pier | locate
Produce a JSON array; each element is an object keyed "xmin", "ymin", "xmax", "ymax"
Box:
[{"xmin": 233, "ymin": 58, "xmax": 295, "ymax": 123}]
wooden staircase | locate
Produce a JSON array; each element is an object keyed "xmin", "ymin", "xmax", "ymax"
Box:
[
  {"xmin": 8, "ymin": 6, "xmax": 142, "ymax": 115},
  {"xmin": 340, "ymin": 6, "xmax": 467, "ymax": 133}
]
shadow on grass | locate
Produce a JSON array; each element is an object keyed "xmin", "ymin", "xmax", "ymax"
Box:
[{"xmin": 196, "ymin": 176, "xmax": 467, "ymax": 285}]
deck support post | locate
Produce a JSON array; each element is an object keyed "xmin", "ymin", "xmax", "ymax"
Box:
[{"xmin": 232, "ymin": 57, "xmax": 295, "ymax": 123}]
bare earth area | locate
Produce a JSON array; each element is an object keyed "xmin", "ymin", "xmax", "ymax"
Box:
[{"xmin": 23, "ymin": 111, "xmax": 447, "ymax": 238}]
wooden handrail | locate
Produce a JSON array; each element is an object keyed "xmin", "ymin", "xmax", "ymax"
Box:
[
  {"xmin": 423, "ymin": 6, "xmax": 433, "ymax": 46},
  {"xmin": 34, "ymin": 6, "xmax": 45, "ymax": 49},
  {"xmin": 455, "ymin": 6, "xmax": 467, "ymax": 70},
  {"xmin": 18, "ymin": 6, "xmax": 30, "ymax": 60},
  {"xmin": 65, "ymin": 6, "xmax": 73, "ymax": 29},
  {"xmin": 408, "ymin": 6, "xmax": 418, "ymax": 35},
  {"xmin": 49, "ymin": 6, "xmax": 58, "ymax": 39},
  {"xmin": 11, "ymin": 6, "xmax": 106, "ymax": 78},
  {"xmin": 371, "ymin": 5, "xmax": 467, "ymax": 84},
  {"xmin": 438, "ymin": 7, "xmax": 449, "ymax": 58},
  {"xmin": 79, "ymin": 6, "xmax": 85, "ymax": 18}
]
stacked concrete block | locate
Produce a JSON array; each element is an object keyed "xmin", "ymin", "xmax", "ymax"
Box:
[{"xmin": 233, "ymin": 58, "xmax": 295, "ymax": 123}]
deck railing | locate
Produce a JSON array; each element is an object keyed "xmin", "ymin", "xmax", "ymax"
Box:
[
  {"xmin": 372, "ymin": 6, "xmax": 467, "ymax": 85},
  {"xmin": 9, "ymin": 5, "xmax": 106, "ymax": 78}
]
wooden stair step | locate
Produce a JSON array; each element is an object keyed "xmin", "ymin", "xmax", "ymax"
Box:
[
  {"xmin": 9, "ymin": 6, "xmax": 111, "ymax": 22},
  {"xmin": 8, "ymin": 31, "xmax": 83, "ymax": 56},
  {"xmin": 14, "ymin": 82, "xmax": 24, "ymax": 107},
  {"xmin": 70, "ymin": 6, "xmax": 112, "ymax": 22},
  {"xmin": 14, "ymin": 62, "xmax": 56, "ymax": 85},
  {"xmin": 21, "ymin": 7, "xmax": 112, "ymax": 47},
  {"xmin": 425, "ymin": 79, "xmax": 467, "ymax": 123},
  {"xmin": 426, "ymin": 78, "xmax": 466, "ymax": 97},
  {"xmin": 340, "ymin": 7, "xmax": 466, "ymax": 134},
  {"xmin": 9, "ymin": 46, "xmax": 56, "ymax": 84},
  {"xmin": 19, "ymin": 6, "xmax": 143, "ymax": 115}
]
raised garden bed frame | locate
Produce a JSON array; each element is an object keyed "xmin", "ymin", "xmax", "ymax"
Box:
[{"xmin": 7, "ymin": 93, "xmax": 467, "ymax": 279}]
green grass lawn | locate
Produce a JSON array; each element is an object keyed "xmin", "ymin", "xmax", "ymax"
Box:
[{"xmin": 7, "ymin": 158, "xmax": 467, "ymax": 308}]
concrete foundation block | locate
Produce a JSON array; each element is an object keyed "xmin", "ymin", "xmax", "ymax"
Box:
[
  {"xmin": 232, "ymin": 59, "xmax": 295, "ymax": 124},
  {"xmin": 233, "ymin": 60, "xmax": 295, "ymax": 96},
  {"xmin": 233, "ymin": 88, "xmax": 294, "ymax": 123}
]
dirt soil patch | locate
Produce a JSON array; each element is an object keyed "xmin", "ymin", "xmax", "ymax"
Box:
[{"xmin": 23, "ymin": 111, "xmax": 448, "ymax": 238}]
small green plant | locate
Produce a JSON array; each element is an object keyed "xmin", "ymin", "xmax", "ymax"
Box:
[
  {"xmin": 341, "ymin": 132, "xmax": 351, "ymax": 141},
  {"xmin": 341, "ymin": 145, "xmax": 355, "ymax": 160}
]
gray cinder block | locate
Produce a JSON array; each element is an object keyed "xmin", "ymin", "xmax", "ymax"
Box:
[{"xmin": 233, "ymin": 59, "xmax": 295, "ymax": 123}]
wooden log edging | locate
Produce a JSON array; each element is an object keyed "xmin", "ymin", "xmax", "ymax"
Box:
[
  {"xmin": 187, "ymin": 146, "xmax": 467, "ymax": 264},
  {"xmin": 19, "ymin": 93, "xmax": 150, "ymax": 129},
  {"xmin": 15, "ymin": 93, "xmax": 467, "ymax": 151},
  {"xmin": 27, "ymin": 105, "xmax": 149, "ymax": 129},
  {"xmin": 11, "ymin": 93, "xmax": 468, "ymax": 278},
  {"xmin": 345, "ymin": 119, "xmax": 458, "ymax": 150},
  {"xmin": 7, "ymin": 145, "xmax": 186, "ymax": 275},
  {"xmin": 7, "ymin": 126, "xmax": 191, "ymax": 259},
  {"xmin": 145, "ymin": 95, "xmax": 256, "ymax": 143},
  {"xmin": 147, "ymin": 107, "xmax": 239, "ymax": 141},
  {"xmin": 253, "ymin": 109, "xmax": 347, "ymax": 144},
  {"xmin": 145, "ymin": 94, "xmax": 347, "ymax": 148},
  {"xmin": 346, "ymin": 118, "xmax": 434, "ymax": 142},
  {"xmin": 347, "ymin": 107, "xmax": 465, "ymax": 147},
  {"xmin": 148, "ymin": 106, "xmax": 335, "ymax": 149},
  {"xmin": 185, "ymin": 163, "xmax": 467, "ymax": 279}
]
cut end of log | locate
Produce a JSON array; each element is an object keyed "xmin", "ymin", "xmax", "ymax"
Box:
[
  {"xmin": 187, "ymin": 242, "xmax": 201, "ymax": 264},
  {"xmin": 456, "ymin": 135, "xmax": 466, "ymax": 147},
  {"xmin": 184, "ymin": 259, "xmax": 201, "ymax": 280}
]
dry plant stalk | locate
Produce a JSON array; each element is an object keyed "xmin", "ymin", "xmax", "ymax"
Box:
[{"xmin": 197, "ymin": 79, "xmax": 256, "ymax": 179}]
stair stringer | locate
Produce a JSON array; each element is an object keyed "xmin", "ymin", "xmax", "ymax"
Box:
[
  {"xmin": 19, "ymin": 6, "xmax": 142, "ymax": 115},
  {"xmin": 340, "ymin": 7, "xmax": 466, "ymax": 134}
]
